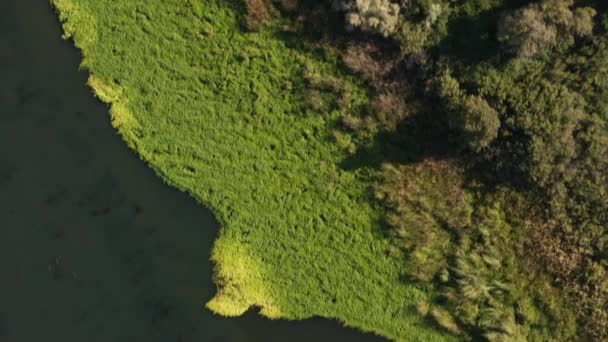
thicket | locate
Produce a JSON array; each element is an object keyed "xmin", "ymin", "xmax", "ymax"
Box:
[
  {"xmin": 262, "ymin": 0, "xmax": 608, "ymax": 340},
  {"xmin": 53, "ymin": 0, "xmax": 608, "ymax": 340},
  {"xmin": 51, "ymin": 0, "xmax": 456, "ymax": 341}
]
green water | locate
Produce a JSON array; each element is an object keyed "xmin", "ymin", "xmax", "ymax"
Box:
[{"xmin": 0, "ymin": 2, "xmax": 384, "ymax": 341}]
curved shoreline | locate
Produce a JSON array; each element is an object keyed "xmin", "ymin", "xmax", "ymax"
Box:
[
  {"xmin": 1, "ymin": 0, "xmax": 386, "ymax": 341},
  {"xmin": 49, "ymin": 0, "xmax": 453, "ymax": 340}
]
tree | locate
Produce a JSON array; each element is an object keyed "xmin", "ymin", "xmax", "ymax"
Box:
[
  {"xmin": 433, "ymin": 72, "xmax": 500, "ymax": 152},
  {"xmin": 572, "ymin": 7, "xmax": 596, "ymax": 37},
  {"xmin": 497, "ymin": 0, "xmax": 596, "ymax": 58},
  {"xmin": 497, "ymin": 4, "xmax": 557, "ymax": 58},
  {"xmin": 457, "ymin": 95, "xmax": 501, "ymax": 152},
  {"xmin": 336, "ymin": 0, "xmax": 401, "ymax": 37}
]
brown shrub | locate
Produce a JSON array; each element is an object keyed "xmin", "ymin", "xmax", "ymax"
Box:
[
  {"xmin": 342, "ymin": 114, "xmax": 363, "ymax": 130},
  {"xmin": 342, "ymin": 40, "xmax": 415, "ymax": 132},
  {"xmin": 303, "ymin": 89, "xmax": 327, "ymax": 112},
  {"xmin": 244, "ymin": 0, "xmax": 273, "ymax": 31},
  {"xmin": 430, "ymin": 308, "xmax": 461, "ymax": 335},
  {"xmin": 373, "ymin": 91, "xmax": 407, "ymax": 129},
  {"xmin": 343, "ymin": 41, "xmax": 398, "ymax": 84},
  {"xmin": 525, "ymin": 211, "xmax": 608, "ymax": 340},
  {"xmin": 375, "ymin": 92, "xmax": 406, "ymax": 115},
  {"xmin": 277, "ymin": 0, "xmax": 300, "ymax": 12},
  {"xmin": 573, "ymin": 261, "xmax": 608, "ymax": 341},
  {"xmin": 526, "ymin": 219, "xmax": 583, "ymax": 280}
]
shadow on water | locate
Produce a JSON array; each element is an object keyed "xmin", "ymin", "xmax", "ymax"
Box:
[{"xmin": 0, "ymin": 1, "xmax": 384, "ymax": 341}]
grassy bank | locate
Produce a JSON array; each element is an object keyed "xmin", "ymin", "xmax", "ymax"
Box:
[{"xmin": 51, "ymin": 0, "xmax": 454, "ymax": 340}]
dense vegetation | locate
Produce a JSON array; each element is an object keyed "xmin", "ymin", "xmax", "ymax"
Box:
[
  {"xmin": 51, "ymin": 0, "xmax": 455, "ymax": 340},
  {"xmin": 314, "ymin": 0, "xmax": 607, "ymax": 339},
  {"xmin": 53, "ymin": 0, "xmax": 607, "ymax": 341}
]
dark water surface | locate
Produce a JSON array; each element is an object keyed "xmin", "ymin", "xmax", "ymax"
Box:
[{"xmin": 0, "ymin": 2, "xmax": 385, "ymax": 341}]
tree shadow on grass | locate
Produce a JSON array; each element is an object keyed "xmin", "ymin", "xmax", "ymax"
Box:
[{"xmin": 340, "ymin": 105, "xmax": 458, "ymax": 172}]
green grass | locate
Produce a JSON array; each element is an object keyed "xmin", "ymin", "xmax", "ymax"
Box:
[{"xmin": 51, "ymin": 0, "xmax": 455, "ymax": 340}]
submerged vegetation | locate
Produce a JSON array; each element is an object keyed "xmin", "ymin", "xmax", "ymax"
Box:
[{"xmin": 52, "ymin": 0, "xmax": 607, "ymax": 341}]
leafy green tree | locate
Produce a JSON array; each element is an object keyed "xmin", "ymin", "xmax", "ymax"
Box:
[
  {"xmin": 434, "ymin": 71, "xmax": 500, "ymax": 152},
  {"xmin": 458, "ymin": 95, "xmax": 501, "ymax": 152}
]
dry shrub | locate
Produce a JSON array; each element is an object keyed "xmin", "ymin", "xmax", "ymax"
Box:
[
  {"xmin": 342, "ymin": 40, "xmax": 415, "ymax": 132},
  {"xmin": 304, "ymin": 89, "xmax": 327, "ymax": 112},
  {"xmin": 277, "ymin": 0, "xmax": 299, "ymax": 12},
  {"xmin": 342, "ymin": 114, "xmax": 375, "ymax": 131},
  {"xmin": 343, "ymin": 41, "xmax": 398, "ymax": 84},
  {"xmin": 526, "ymin": 219, "xmax": 583, "ymax": 280},
  {"xmin": 375, "ymin": 159, "xmax": 469, "ymax": 281},
  {"xmin": 525, "ymin": 216, "xmax": 608, "ymax": 340},
  {"xmin": 342, "ymin": 114, "xmax": 363, "ymax": 130},
  {"xmin": 373, "ymin": 91, "xmax": 407, "ymax": 129},
  {"xmin": 244, "ymin": 0, "xmax": 273, "ymax": 30},
  {"xmin": 572, "ymin": 261, "xmax": 608, "ymax": 341},
  {"xmin": 430, "ymin": 308, "xmax": 461, "ymax": 335},
  {"xmin": 375, "ymin": 92, "xmax": 406, "ymax": 115}
]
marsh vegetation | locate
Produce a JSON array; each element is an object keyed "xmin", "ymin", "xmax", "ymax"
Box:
[{"xmin": 52, "ymin": 0, "xmax": 608, "ymax": 340}]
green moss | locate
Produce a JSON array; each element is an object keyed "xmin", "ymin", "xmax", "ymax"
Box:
[{"xmin": 51, "ymin": 0, "xmax": 454, "ymax": 340}]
